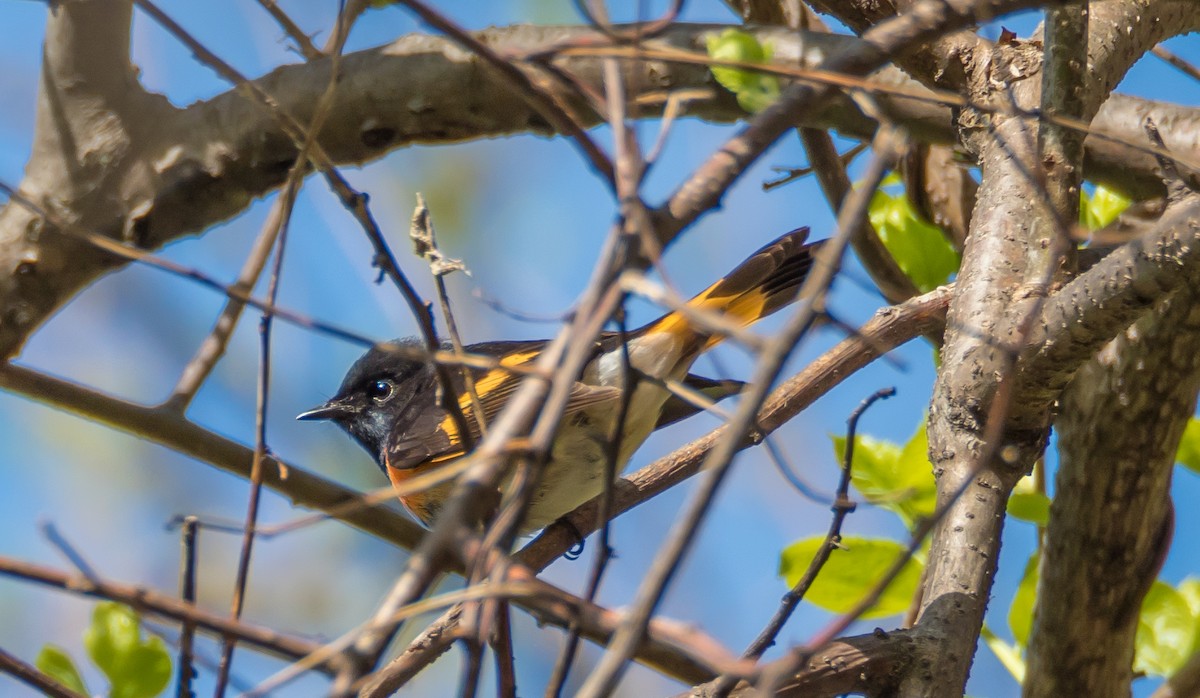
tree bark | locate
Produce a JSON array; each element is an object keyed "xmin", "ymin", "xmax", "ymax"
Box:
[{"xmin": 1025, "ymin": 288, "xmax": 1200, "ymax": 696}]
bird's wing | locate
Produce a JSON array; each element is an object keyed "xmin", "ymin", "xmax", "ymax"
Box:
[{"xmin": 385, "ymin": 375, "xmax": 621, "ymax": 471}]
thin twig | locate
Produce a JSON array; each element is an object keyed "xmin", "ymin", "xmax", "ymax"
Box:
[
  {"xmin": 707, "ymin": 387, "xmax": 895, "ymax": 697},
  {"xmin": 1152, "ymin": 44, "xmax": 1200, "ymax": 84},
  {"xmin": 545, "ymin": 36, "xmax": 645, "ymax": 695},
  {"xmin": 253, "ymin": 0, "xmax": 322, "ymax": 59},
  {"xmin": 212, "ymin": 159, "xmax": 297, "ymax": 698},
  {"xmin": 213, "ymin": 19, "xmax": 344, "ymax": 682},
  {"xmin": 799, "ymin": 127, "xmax": 920, "ymax": 306},
  {"xmin": 411, "ymin": 195, "xmax": 488, "ymax": 436},
  {"xmin": 39, "ymin": 522, "xmax": 100, "ymax": 582},
  {"xmin": 458, "ymin": 638, "xmax": 485, "ymax": 698},
  {"xmin": 491, "ymin": 601, "xmax": 518, "ymax": 698},
  {"xmin": 0, "ymin": 555, "xmax": 330, "ymax": 670},
  {"xmin": 177, "ymin": 516, "xmax": 199, "ymax": 698}
]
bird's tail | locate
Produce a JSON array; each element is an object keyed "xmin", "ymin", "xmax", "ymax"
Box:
[{"xmin": 642, "ymin": 227, "xmax": 824, "ymax": 352}]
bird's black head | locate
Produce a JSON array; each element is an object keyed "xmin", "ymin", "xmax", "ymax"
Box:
[{"xmin": 297, "ymin": 338, "xmax": 436, "ymax": 464}]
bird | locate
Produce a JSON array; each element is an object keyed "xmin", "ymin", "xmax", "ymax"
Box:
[{"xmin": 298, "ymin": 228, "xmax": 824, "ymax": 533}]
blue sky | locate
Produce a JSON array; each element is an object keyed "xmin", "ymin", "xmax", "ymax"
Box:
[{"xmin": 0, "ymin": 2, "xmax": 1198, "ymax": 696}]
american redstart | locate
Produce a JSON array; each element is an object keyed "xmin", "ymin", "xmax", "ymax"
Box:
[{"xmin": 298, "ymin": 228, "xmax": 823, "ymax": 532}]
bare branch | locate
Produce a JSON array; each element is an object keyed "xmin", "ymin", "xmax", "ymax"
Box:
[
  {"xmin": 0, "ymin": 555, "xmax": 331, "ymax": 672},
  {"xmin": 0, "ymin": 647, "xmax": 87, "ymax": 698},
  {"xmin": 253, "ymin": 0, "xmax": 323, "ymax": 60},
  {"xmin": 0, "ymin": 363, "xmax": 428, "ymax": 549},
  {"xmin": 2, "ymin": 20, "xmax": 1194, "ymax": 356},
  {"xmin": 1025, "ymin": 289, "xmax": 1199, "ymax": 696},
  {"xmin": 917, "ymin": 27, "xmax": 1074, "ymax": 696},
  {"xmin": 1039, "ymin": 1, "xmax": 1089, "ymax": 228}
]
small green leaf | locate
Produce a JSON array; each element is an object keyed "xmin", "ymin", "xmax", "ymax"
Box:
[
  {"xmin": 1008, "ymin": 553, "xmax": 1039, "ymax": 646},
  {"xmin": 832, "ymin": 423, "xmax": 936, "ymax": 529},
  {"xmin": 981, "ymin": 624, "xmax": 1026, "ymax": 683},
  {"xmin": 1079, "ymin": 183, "xmax": 1132, "ymax": 230},
  {"xmin": 705, "ymin": 29, "xmax": 780, "ymax": 113},
  {"xmin": 1175, "ymin": 418, "xmax": 1200, "ymax": 475},
  {"xmin": 1007, "ymin": 475, "xmax": 1051, "ymax": 525},
  {"xmin": 85, "ymin": 602, "xmax": 172, "ymax": 698},
  {"xmin": 1135, "ymin": 581, "xmax": 1197, "ymax": 677},
  {"xmin": 778, "ymin": 536, "xmax": 923, "ymax": 619},
  {"xmin": 1007, "ymin": 492, "xmax": 1051, "ymax": 525},
  {"xmin": 35, "ymin": 645, "xmax": 88, "ymax": 695},
  {"xmin": 867, "ymin": 185, "xmax": 960, "ymax": 292}
]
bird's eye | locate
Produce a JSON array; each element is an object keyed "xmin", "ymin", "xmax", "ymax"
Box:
[{"xmin": 367, "ymin": 379, "xmax": 395, "ymax": 402}]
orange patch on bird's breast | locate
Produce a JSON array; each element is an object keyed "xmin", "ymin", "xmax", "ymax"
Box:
[{"xmin": 386, "ymin": 463, "xmax": 443, "ymax": 527}]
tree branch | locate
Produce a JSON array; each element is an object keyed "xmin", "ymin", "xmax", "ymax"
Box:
[
  {"xmin": 0, "ymin": 555, "xmax": 333, "ymax": 672},
  {"xmin": 0, "ymin": 362, "xmax": 428, "ymax": 549},
  {"xmin": 3, "ymin": 19, "xmax": 1190, "ymax": 356},
  {"xmin": 917, "ymin": 27, "xmax": 1071, "ymax": 696},
  {"xmin": 1025, "ymin": 288, "xmax": 1199, "ymax": 695}
]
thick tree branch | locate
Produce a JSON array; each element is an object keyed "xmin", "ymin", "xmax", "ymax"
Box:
[
  {"xmin": 916, "ymin": 3, "xmax": 1199, "ymax": 692},
  {"xmin": 1039, "ymin": 1, "xmax": 1088, "ymax": 226},
  {"xmin": 1018, "ymin": 193, "xmax": 1200, "ymax": 404},
  {"xmin": 917, "ymin": 31, "xmax": 1070, "ymax": 695},
  {"xmin": 1025, "ymin": 288, "xmax": 1200, "ymax": 696},
  {"xmin": 1086, "ymin": 0, "xmax": 1200, "ymax": 116},
  {"xmin": 706, "ymin": 628, "xmax": 924, "ymax": 697},
  {"xmin": 3, "ymin": 18, "xmax": 1191, "ymax": 356},
  {"xmin": 0, "ymin": 0, "xmax": 175, "ymax": 356}
]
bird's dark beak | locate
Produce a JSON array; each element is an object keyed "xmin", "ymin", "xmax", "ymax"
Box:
[{"xmin": 296, "ymin": 400, "xmax": 352, "ymax": 421}]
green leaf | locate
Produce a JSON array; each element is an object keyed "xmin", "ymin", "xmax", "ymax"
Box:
[
  {"xmin": 778, "ymin": 536, "xmax": 923, "ymax": 619},
  {"xmin": 1007, "ymin": 492, "xmax": 1051, "ymax": 525},
  {"xmin": 1175, "ymin": 418, "xmax": 1200, "ymax": 475},
  {"xmin": 1008, "ymin": 553, "xmax": 1039, "ymax": 646},
  {"xmin": 867, "ymin": 185, "xmax": 960, "ymax": 293},
  {"xmin": 1135, "ymin": 581, "xmax": 1197, "ymax": 677},
  {"xmin": 1177, "ymin": 578, "xmax": 1200, "ymax": 617},
  {"xmin": 35, "ymin": 645, "xmax": 88, "ymax": 695},
  {"xmin": 1178, "ymin": 578, "xmax": 1200, "ymax": 660},
  {"xmin": 705, "ymin": 29, "xmax": 780, "ymax": 113},
  {"xmin": 85, "ymin": 602, "xmax": 172, "ymax": 698},
  {"xmin": 1079, "ymin": 183, "xmax": 1132, "ymax": 230},
  {"xmin": 981, "ymin": 624, "xmax": 1026, "ymax": 683},
  {"xmin": 832, "ymin": 423, "xmax": 937, "ymax": 529},
  {"xmin": 1007, "ymin": 475, "xmax": 1051, "ymax": 525}
]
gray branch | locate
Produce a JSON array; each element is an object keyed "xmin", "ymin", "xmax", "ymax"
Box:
[
  {"xmin": 1025, "ymin": 287, "xmax": 1200, "ymax": 696},
  {"xmin": 1, "ymin": 17, "xmax": 1196, "ymax": 356},
  {"xmin": 915, "ymin": 0, "xmax": 1200, "ymax": 691}
]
